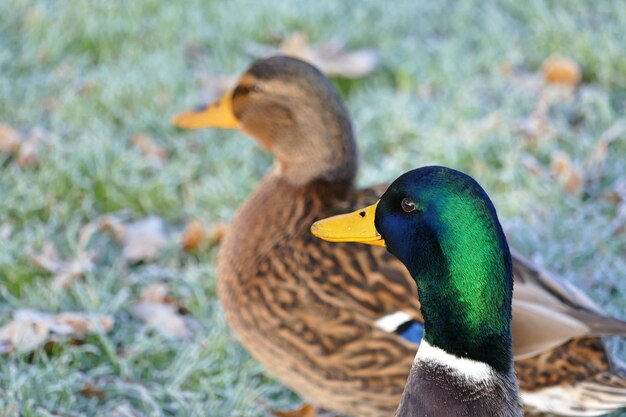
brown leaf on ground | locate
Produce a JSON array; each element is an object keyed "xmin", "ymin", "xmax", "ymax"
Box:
[
  {"xmin": 180, "ymin": 220, "xmax": 227, "ymax": 252},
  {"xmin": 551, "ymin": 151, "xmax": 583, "ymax": 195},
  {"xmin": 139, "ymin": 282, "xmax": 170, "ymax": 303},
  {"xmin": 15, "ymin": 126, "xmax": 57, "ymax": 168},
  {"xmin": 30, "ymin": 242, "xmax": 96, "ymax": 289},
  {"xmin": 132, "ymin": 302, "xmax": 188, "ymax": 339},
  {"xmin": 0, "ymin": 309, "xmax": 114, "ymax": 354},
  {"xmin": 131, "ymin": 133, "xmax": 169, "ymax": 166},
  {"xmin": 132, "ymin": 283, "xmax": 189, "ymax": 339},
  {"xmin": 0, "ymin": 123, "xmax": 22, "ymax": 155},
  {"xmin": 603, "ymin": 178, "xmax": 626, "ymax": 205},
  {"xmin": 140, "ymin": 282, "xmax": 189, "ymax": 314},
  {"xmin": 272, "ymin": 404, "xmax": 317, "ymax": 417},
  {"xmin": 248, "ymin": 32, "xmax": 379, "ymax": 78},
  {"xmin": 122, "ymin": 217, "xmax": 168, "ymax": 263},
  {"xmin": 99, "ymin": 215, "xmax": 127, "ymax": 241},
  {"xmin": 541, "ymin": 55, "xmax": 581, "ymax": 86},
  {"xmin": 17, "ymin": 136, "xmax": 40, "ymax": 167},
  {"xmin": 80, "ymin": 381, "xmax": 106, "ymax": 400},
  {"xmin": 180, "ymin": 219, "xmax": 205, "ymax": 252},
  {"xmin": 208, "ymin": 223, "xmax": 228, "ymax": 245}
]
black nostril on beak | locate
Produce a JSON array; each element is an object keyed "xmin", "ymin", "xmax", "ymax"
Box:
[
  {"xmin": 359, "ymin": 211, "xmax": 366, "ymax": 218},
  {"xmin": 193, "ymin": 103, "xmax": 209, "ymax": 112}
]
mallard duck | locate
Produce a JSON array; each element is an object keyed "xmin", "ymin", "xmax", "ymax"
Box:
[
  {"xmin": 172, "ymin": 56, "xmax": 626, "ymax": 416},
  {"xmin": 311, "ymin": 165, "xmax": 523, "ymax": 416}
]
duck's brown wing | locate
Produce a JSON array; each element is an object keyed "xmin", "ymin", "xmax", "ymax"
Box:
[{"xmin": 517, "ymin": 337, "xmax": 626, "ymax": 415}]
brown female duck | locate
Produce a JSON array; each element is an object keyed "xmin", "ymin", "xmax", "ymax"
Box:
[{"xmin": 173, "ymin": 56, "xmax": 626, "ymax": 417}]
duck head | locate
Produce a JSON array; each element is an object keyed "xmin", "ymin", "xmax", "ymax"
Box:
[{"xmin": 173, "ymin": 56, "xmax": 357, "ymax": 186}]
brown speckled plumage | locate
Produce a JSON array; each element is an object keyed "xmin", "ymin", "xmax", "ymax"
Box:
[{"xmin": 175, "ymin": 56, "xmax": 626, "ymax": 417}]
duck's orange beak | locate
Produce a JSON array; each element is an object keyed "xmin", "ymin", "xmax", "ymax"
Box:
[
  {"xmin": 171, "ymin": 91, "xmax": 239, "ymax": 129},
  {"xmin": 311, "ymin": 201, "xmax": 385, "ymax": 247}
]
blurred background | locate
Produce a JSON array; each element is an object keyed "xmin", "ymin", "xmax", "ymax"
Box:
[{"xmin": 1, "ymin": 1, "xmax": 626, "ymax": 416}]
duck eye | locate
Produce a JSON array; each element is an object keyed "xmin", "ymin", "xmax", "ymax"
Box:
[
  {"xmin": 251, "ymin": 84, "xmax": 262, "ymax": 93},
  {"xmin": 401, "ymin": 198, "xmax": 416, "ymax": 213}
]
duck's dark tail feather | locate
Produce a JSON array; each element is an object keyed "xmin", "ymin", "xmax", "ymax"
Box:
[{"xmin": 571, "ymin": 310, "xmax": 626, "ymax": 337}]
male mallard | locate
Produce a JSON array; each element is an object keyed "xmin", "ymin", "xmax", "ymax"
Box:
[
  {"xmin": 173, "ymin": 56, "xmax": 626, "ymax": 416},
  {"xmin": 312, "ymin": 166, "xmax": 523, "ymax": 416}
]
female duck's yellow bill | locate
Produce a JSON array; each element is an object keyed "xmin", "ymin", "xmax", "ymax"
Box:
[
  {"xmin": 171, "ymin": 91, "xmax": 239, "ymax": 129},
  {"xmin": 310, "ymin": 201, "xmax": 385, "ymax": 247}
]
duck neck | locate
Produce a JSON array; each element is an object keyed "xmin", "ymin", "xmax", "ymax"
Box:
[
  {"xmin": 269, "ymin": 100, "xmax": 358, "ymax": 187},
  {"xmin": 406, "ymin": 223, "xmax": 514, "ymax": 374},
  {"xmin": 274, "ymin": 133, "xmax": 357, "ymax": 187}
]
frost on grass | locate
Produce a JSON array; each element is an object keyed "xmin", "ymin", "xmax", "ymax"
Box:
[
  {"xmin": 131, "ymin": 133, "xmax": 169, "ymax": 168},
  {"xmin": 247, "ymin": 32, "xmax": 379, "ymax": 78},
  {"xmin": 3, "ymin": 1, "xmax": 626, "ymax": 417}
]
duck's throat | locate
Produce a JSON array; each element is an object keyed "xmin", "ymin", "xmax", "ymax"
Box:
[
  {"xmin": 406, "ymin": 237, "xmax": 514, "ymax": 373},
  {"xmin": 271, "ymin": 121, "xmax": 358, "ymax": 187},
  {"xmin": 415, "ymin": 338, "xmax": 495, "ymax": 382}
]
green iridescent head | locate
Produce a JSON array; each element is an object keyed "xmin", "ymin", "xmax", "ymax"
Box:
[{"xmin": 376, "ymin": 166, "xmax": 513, "ymax": 371}]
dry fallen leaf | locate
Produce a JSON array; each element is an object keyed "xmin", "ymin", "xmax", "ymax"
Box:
[
  {"xmin": 602, "ymin": 178, "xmax": 626, "ymax": 205},
  {"xmin": 100, "ymin": 215, "xmax": 127, "ymax": 242},
  {"xmin": 272, "ymin": 404, "xmax": 316, "ymax": 417},
  {"xmin": 132, "ymin": 302, "xmax": 188, "ymax": 339},
  {"xmin": 551, "ymin": 151, "xmax": 583, "ymax": 195},
  {"xmin": 542, "ymin": 55, "xmax": 581, "ymax": 86},
  {"xmin": 80, "ymin": 381, "xmax": 106, "ymax": 400},
  {"xmin": 0, "ymin": 123, "xmax": 21, "ymax": 155},
  {"xmin": 132, "ymin": 283, "xmax": 189, "ymax": 339},
  {"xmin": 16, "ymin": 126, "xmax": 55, "ymax": 167},
  {"xmin": 180, "ymin": 220, "xmax": 205, "ymax": 252},
  {"xmin": 139, "ymin": 282, "xmax": 169, "ymax": 303},
  {"xmin": 180, "ymin": 220, "xmax": 227, "ymax": 252},
  {"xmin": 131, "ymin": 133, "xmax": 169, "ymax": 166},
  {"xmin": 30, "ymin": 242, "xmax": 96, "ymax": 289},
  {"xmin": 0, "ymin": 309, "xmax": 114, "ymax": 354},
  {"xmin": 17, "ymin": 136, "xmax": 40, "ymax": 167},
  {"xmin": 122, "ymin": 217, "xmax": 168, "ymax": 263},
  {"xmin": 248, "ymin": 32, "xmax": 379, "ymax": 78}
]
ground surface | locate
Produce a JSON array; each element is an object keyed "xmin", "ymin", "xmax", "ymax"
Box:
[{"xmin": 1, "ymin": 1, "xmax": 626, "ymax": 416}]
